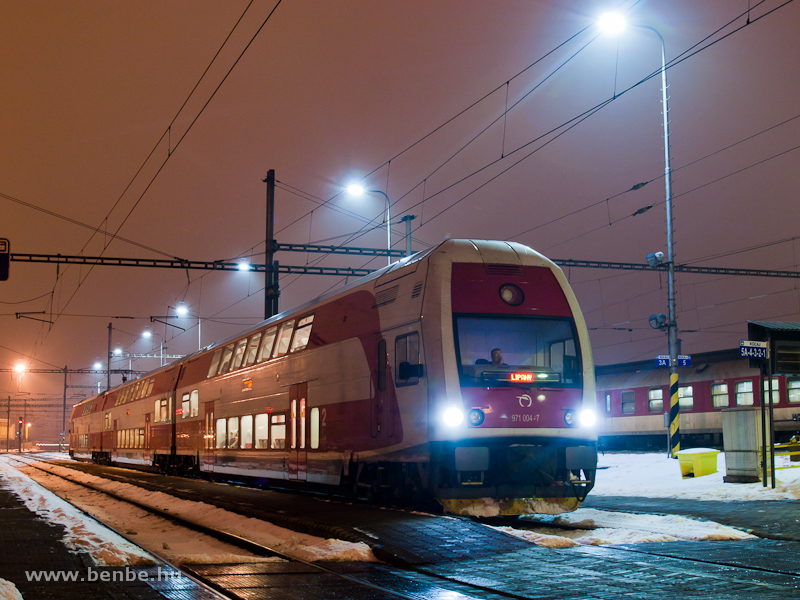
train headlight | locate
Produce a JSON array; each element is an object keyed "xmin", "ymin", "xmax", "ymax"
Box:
[
  {"xmin": 579, "ymin": 409, "xmax": 597, "ymax": 428},
  {"xmin": 443, "ymin": 406, "xmax": 465, "ymax": 427},
  {"xmin": 563, "ymin": 410, "xmax": 577, "ymax": 426},
  {"xmin": 467, "ymin": 408, "xmax": 485, "ymax": 427}
]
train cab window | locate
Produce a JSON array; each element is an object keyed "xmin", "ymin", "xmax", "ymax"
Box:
[
  {"xmin": 208, "ymin": 350, "xmax": 222, "ymax": 378},
  {"xmin": 217, "ymin": 344, "xmax": 235, "ymax": 375},
  {"xmin": 243, "ymin": 332, "xmax": 262, "ymax": 367},
  {"xmin": 257, "ymin": 327, "xmax": 278, "ymax": 363},
  {"xmin": 735, "ymin": 381, "xmax": 754, "ymax": 406},
  {"xmin": 621, "ymin": 391, "xmax": 636, "ymax": 414},
  {"xmin": 230, "ymin": 339, "xmax": 248, "ymax": 371},
  {"xmin": 290, "ymin": 315, "xmax": 314, "ymax": 352},
  {"xmin": 240, "ymin": 415, "xmax": 253, "ymax": 449},
  {"xmin": 273, "ymin": 320, "xmax": 295, "ymax": 358},
  {"xmin": 255, "ymin": 414, "xmax": 269, "ymax": 448},
  {"xmin": 270, "ymin": 414, "xmax": 286, "ymax": 449},
  {"xmin": 227, "ymin": 417, "xmax": 239, "ymax": 449},
  {"xmin": 395, "ymin": 332, "xmax": 422, "ymax": 386},
  {"xmin": 215, "ymin": 419, "xmax": 226, "ymax": 449},
  {"xmin": 763, "ymin": 378, "xmax": 780, "ymax": 404},
  {"xmin": 678, "ymin": 385, "xmax": 694, "ymax": 410},
  {"xmin": 788, "ymin": 378, "xmax": 800, "ymax": 403},
  {"xmin": 711, "ymin": 383, "xmax": 729, "ymax": 408},
  {"xmin": 310, "ymin": 407, "xmax": 320, "ymax": 450},
  {"xmin": 648, "ymin": 389, "xmax": 663, "ymax": 413}
]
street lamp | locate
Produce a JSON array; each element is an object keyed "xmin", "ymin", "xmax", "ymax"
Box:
[
  {"xmin": 346, "ymin": 183, "xmax": 392, "ymax": 265},
  {"xmin": 142, "ymin": 329, "xmax": 165, "ymax": 366},
  {"xmin": 600, "ymin": 13, "xmax": 680, "ymax": 455}
]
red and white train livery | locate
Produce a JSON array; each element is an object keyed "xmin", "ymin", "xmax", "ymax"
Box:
[{"xmin": 70, "ymin": 239, "xmax": 598, "ymax": 516}]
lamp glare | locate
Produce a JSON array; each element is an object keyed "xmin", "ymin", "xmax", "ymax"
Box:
[{"xmin": 598, "ymin": 12, "xmax": 626, "ymax": 34}]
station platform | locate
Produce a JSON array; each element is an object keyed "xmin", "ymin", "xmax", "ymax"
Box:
[{"xmin": 0, "ymin": 482, "xmax": 221, "ymax": 600}]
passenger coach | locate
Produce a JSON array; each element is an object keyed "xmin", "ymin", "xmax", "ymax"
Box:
[{"xmin": 71, "ymin": 239, "xmax": 598, "ymax": 516}]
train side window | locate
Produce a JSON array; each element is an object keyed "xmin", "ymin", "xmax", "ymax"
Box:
[
  {"xmin": 215, "ymin": 418, "xmax": 226, "ymax": 449},
  {"xmin": 788, "ymin": 378, "xmax": 800, "ymax": 403},
  {"xmin": 291, "ymin": 399, "xmax": 297, "ymax": 449},
  {"xmin": 763, "ymin": 378, "xmax": 780, "ymax": 404},
  {"xmin": 647, "ymin": 389, "xmax": 663, "ymax": 412},
  {"xmin": 310, "ymin": 407, "xmax": 320, "ymax": 450},
  {"xmin": 735, "ymin": 380, "xmax": 754, "ymax": 406},
  {"xmin": 605, "ymin": 393, "xmax": 611, "ymax": 413},
  {"xmin": 181, "ymin": 393, "xmax": 190, "ymax": 418},
  {"xmin": 104, "ymin": 412, "xmax": 111, "ymax": 430},
  {"xmin": 257, "ymin": 327, "xmax": 277, "ymax": 363},
  {"xmin": 271, "ymin": 414, "xmax": 286, "ymax": 449},
  {"xmin": 395, "ymin": 332, "xmax": 422, "ymax": 386},
  {"xmin": 217, "ymin": 344, "xmax": 235, "ymax": 375},
  {"xmin": 255, "ymin": 414, "xmax": 269, "ymax": 448},
  {"xmin": 240, "ymin": 415, "xmax": 253, "ymax": 449},
  {"xmin": 621, "ymin": 391, "xmax": 636, "ymax": 414},
  {"xmin": 243, "ymin": 332, "xmax": 262, "ymax": 367},
  {"xmin": 227, "ymin": 417, "xmax": 239, "ymax": 449},
  {"xmin": 190, "ymin": 390, "xmax": 199, "ymax": 417},
  {"xmin": 711, "ymin": 383, "xmax": 729, "ymax": 408},
  {"xmin": 146, "ymin": 377, "xmax": 155, "ymax": 397},
  {"xmin": 208, "ymin": 350, "xmax": 222, "ymax": 378},
  {"xmin": 300, "ymin": 398, "xmax": 306, "ymax": 449},
  {"xmin": 273, "ymin": 320, "xmax": 295, "ymax": 358},
  {"xmin": 290, "ymin": 315, "xmax": 314, "ymax": 353},
  {"xmin": 678, "ymin": 385, "xmax": 694, "ymax": 410},
  {"xmin": 230, "ymin": 339, "xmax": 248, "ymax": 371},
  {"xmin": 154, "ymin": 398, "xmax": 168, "ymax": 422}
]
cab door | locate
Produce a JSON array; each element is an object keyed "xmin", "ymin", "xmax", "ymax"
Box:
[{"xmin": 288, "ymin": 383, "xmax": 308, "ymax": 480}]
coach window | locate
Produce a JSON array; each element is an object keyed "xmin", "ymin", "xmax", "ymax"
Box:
[
  {"xmin": 735, "ymin": 381, "xmax": 754, "ymax": 406},
  {"xmin": 621, "ymin": 390, "xmax": 636, "ymax": 414},
  {"xmin": 154, "ymin": 398, "xmax": 169, "ymax": 422},
  {"xmin": 274, "ymin": 320, "xmax": 295, "ymax": 358},
  {"xmin": 395, "ymin": 332, "xmax": 421, "ymax": 386},
  {"xmin": 255, "ymin": 414, "xmax": 269, "ymax": 448},
  {"xmin": 310, "ymin": 407, "xmax": 320, "ymax": 449},
  {"xmin": 243, "ymin": 332, "xmax": 262, "ymax": 367},
  {"xmin": 230, "ymin": 339, "xmax": 248, "ymax": 371},
  {"xmin": 217, "ymin": 344, "xmax": 235, "ymax": 375},
  {"xmin": 240, "ymin": 415, "xmax": 253, "ymax": 449},
  {"xmin": 257, "ymin": 327, "xmax": 277, "ymax": 363},
  {"xmin": 290, "ymin": 315, "xmax": 315, "ymax": 353},
  {"xmin": 190, "ymin": 390, "xmax": 199, "ymax": 417},
  {"xmin": 271, "ymin": 414, "xmax": 286, "ymax": 449},
  {"xmin": 605, "ymin": 393, "xmax": 611, "ymax": 413},
  {"xmin": 215, "ymin": 419, "xmax": 226, "ymax": 449},
  {"xmin": 647, "ymin": 389, "xmax": 663, "ymax": 413},
  {"xmin": 207, "ymin": 349, "xmax": 222, "ymax": 378},
  {"xmin": 227, "ymin": 417, "xmax": 239, "ymax": 449},
  {"xmin": 763, "ymin": 378, "xmax": 780, "ymax": 404},
  {"xmin": 146, "ymin": 377, "xmax": 155, "ymax": 397},
  {"xmin": 181, "ymin": 393, "xmax": 190, "ymax": 418},
  {"xmin": 788, "ymin": 378, "xmax": 800, "ymax": 403},
  {"xmin": 711, "ymin": 383, "xmax": 729, "ymax": 408},
  {"xmin": 678, "ymin": 385, "xmax": 694, "ymax": 410}
]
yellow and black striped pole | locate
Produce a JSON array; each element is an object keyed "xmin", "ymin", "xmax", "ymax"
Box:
[{"xmin": 669, "ymin": 371, "xmax": 680, "ymax": 456}]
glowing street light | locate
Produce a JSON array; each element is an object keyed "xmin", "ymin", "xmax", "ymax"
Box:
[
  {"xmin": 142, "ymin": 329, "xmax": 165, "ymax": 366},
  {"xmin": 599, "ymin": 12, "xmax": 681, "ymax": 455},
  {"xmin": 346, "ymin": 183, "xmax": 392, "ymax": 266}
]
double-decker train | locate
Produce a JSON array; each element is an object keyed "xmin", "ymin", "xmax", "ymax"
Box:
[
  {"xmin": 70, "ymin": 239, "xmax": 598, "ymax": 516},
  {"xmin": 596, "ymin": 349, "xmax": 800, "ymax": 449}
]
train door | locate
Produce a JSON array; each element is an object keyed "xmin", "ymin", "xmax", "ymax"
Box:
[
  {"xmin": 371, "ymin": 338, "xmax": 394, "ymax": 438},
  {"xmin": 203, "ymin": 403, "xmax": 215, "ymax": 472},
  {"xmin": 288, "ymin": 383, "xmax": 308, "ymax": 481},
  {"xmin": 144, "ymin": 414, "xmax": 151, "ymax": 464}
]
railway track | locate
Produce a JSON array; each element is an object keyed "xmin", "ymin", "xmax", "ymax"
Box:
[{"xmin": 11, "ymin": 455, "xmax": 800, "ymax": 600}]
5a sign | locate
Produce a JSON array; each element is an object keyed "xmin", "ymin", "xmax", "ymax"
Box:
[{"xmin": 0, "ymin": 238, "xmax": 8, "ymax": 281}]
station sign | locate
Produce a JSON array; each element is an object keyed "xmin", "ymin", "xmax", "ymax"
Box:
[
  {"xmin": 655, "ymin": 354, "xmax": 692, "ymax": 367},
  {"xmin": 740, "ymin": 339, "xmax": 768, "ymax": 360},
  {"xmin": 0, "ymin": 238, "xmax": 8, "ymax": 281}
]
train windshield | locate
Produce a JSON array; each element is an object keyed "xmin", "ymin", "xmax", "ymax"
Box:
[{"xmin": 454, "ymin": 315, "xmax": 581, "ymax": 387}]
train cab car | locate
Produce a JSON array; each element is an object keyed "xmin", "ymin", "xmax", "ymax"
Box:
[{"xmin": 70, "ymin": 239, "xmax": 597, "ymax": 517}]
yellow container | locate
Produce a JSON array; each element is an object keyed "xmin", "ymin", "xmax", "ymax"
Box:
[{"xmin": 675, "ymin": 448, "xmax": 720, "ymax": 477}]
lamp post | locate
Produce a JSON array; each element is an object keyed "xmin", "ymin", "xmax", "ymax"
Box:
[
  {"xmin": 142, "ymin": 329, "xmax": 165, "ymax": 366},
  {"xmin": 600, "ymin": 13, "xmax": 680, "ymax": 455},
  {"xmin": 175, "ymin": 303, "xmax": 202, "ymax": 351},
  {"xmin": 346, "ymin": 184, "xmax": 392, "ymax": 265}
]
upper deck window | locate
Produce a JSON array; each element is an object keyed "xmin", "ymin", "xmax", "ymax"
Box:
[{"xmin": 454, "ymin": 315, "xmax": 580, "ymax": 387}]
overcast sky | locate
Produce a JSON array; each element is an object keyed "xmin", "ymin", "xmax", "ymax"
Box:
[{"xmin": 3, "ymin": 0, "xmax": 799, "ymax": 404}]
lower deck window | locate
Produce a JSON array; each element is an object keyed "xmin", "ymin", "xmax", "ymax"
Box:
[
  {"xmin": 647, "ymin": 389, "xmax": 663, "ymax": 413},
  {"xmin": 712, "ymin": 383, "xmax": 729, "ymax": 408},
  {"xmin": 621, "ymin": 391, "xmax": 636, "ymax": 414},
  {"xmin": 735, "ymin": 381, "xmax": 754, "ymax": 406}
]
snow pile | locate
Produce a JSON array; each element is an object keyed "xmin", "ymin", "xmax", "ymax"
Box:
[{"xmin": 593, "ymin": 451, "xmax": 800, "ymax": 500}]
